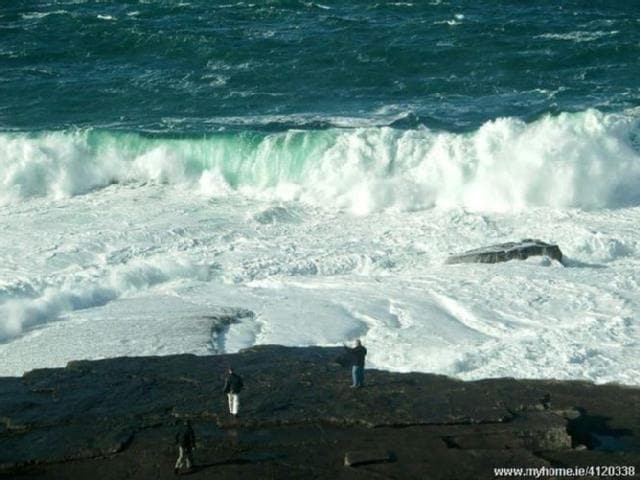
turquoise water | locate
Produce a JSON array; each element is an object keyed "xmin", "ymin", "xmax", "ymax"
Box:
[
  {"xmin": 1, "ymin": 0, "xmax": 638, "ymax": 132},
  {"xmin": 1, "ymin": 1, "xmax": 639, "ymax": 209}
]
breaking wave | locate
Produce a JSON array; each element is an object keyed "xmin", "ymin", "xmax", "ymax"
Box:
[
  {"xmin": 1, "ymin": 109, "xmax": 639, "ymax": 213},
  {"xmin": 0, "ymin": 255, "xmax": 217, "ymax": 342}
]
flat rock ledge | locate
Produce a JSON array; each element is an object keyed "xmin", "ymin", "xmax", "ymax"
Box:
[
  {"xmin": 446, "ymin": 239, "xmax": 564, "ymax": 265},
  {"xmin": 1, "ymin": 346, "xmax": 638, "ymax": 479}
]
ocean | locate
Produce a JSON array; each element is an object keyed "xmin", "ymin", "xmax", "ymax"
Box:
[{"xmin": 0, "ymin": 0, "xmax": 639, "ymax": 383}]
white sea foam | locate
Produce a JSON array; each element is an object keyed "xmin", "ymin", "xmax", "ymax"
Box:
[
  {"xmin": 0, "ymin": 254, "xmax": 216, "ymax": 342},
  {"xmin": 1, "ymin": 110, "xmax": 638, "ymax": 213},
  {"xmin": 21, "ymin": 10, "xmax": 68, "ymax": 20},
  {"xmin": 0, "ymin": 181, "xmax": 638, "ymax": 381},
  {"xmin": 0, "ymin": 110, "xmax": 639, "ymax": 384},
  {"xmin": 537, "ymin": 31, "xmax": 619, "ymax": 43}
]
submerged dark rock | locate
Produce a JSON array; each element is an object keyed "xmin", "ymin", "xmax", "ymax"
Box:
[
  {"xmin": 446, "ymin": 239, "xmax": 564, "ymax": 265},
  {"xmin": 344, "ymin": 449, "xmax": 395, "ymax": 467},
  {"xmin": 0, "ymin": 346, "xmax": 638, "ymax": 479}
]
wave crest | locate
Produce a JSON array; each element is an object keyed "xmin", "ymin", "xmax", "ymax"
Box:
[{"xmin": 1, "ymin": 109, "xmax": 639, "ymax": 213}]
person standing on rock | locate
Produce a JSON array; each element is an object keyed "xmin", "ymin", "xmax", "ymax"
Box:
[
  {"xmin": 174, "ymin": 419, "xmax": 196, "ymax": 475},
  {"xmin": 344, "ymin": 339, "xmax": 367, "ymax": 388},
  {"xmin": 223, "ymin": 367, "xmax": 243, "ymax": 417}
]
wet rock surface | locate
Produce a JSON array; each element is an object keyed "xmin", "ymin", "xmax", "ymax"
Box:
[
  {"xmin": 446, "ymin": 239, "xmax": 564, "ymax": 265},
  {"xmin": 0, "ymin": 346, "xmax": 638, "ymax": 479}
]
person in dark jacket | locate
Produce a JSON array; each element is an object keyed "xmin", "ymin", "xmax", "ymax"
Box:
[
  {"xmin": 174, "ymin": 420, "xmax": 196, "ymax": 474},
  {"xmin": 223, "ymin": 367, "xmax": 244, "ymax": 416},
  {"xmin": 344, "ymin": 339, "xmax": 367, "ymax": 388}
]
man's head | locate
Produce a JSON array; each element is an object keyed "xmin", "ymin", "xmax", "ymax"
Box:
[
  {"xmin": 354, "ymin": 339, "xmax": 361, "ymax": 347},
  {"xmin": 228, "ymin": 367, "xmax": 234, "ymax": 374}
]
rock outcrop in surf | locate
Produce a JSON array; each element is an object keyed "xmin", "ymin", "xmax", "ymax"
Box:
[{"xmin": 446, "ymin": 239, "xmax": 563, "ymax": 265}]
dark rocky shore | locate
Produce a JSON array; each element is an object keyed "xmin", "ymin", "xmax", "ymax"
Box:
[{"xmin": 1, "ymin": 345, "xmax": 639, "ymax": 479}]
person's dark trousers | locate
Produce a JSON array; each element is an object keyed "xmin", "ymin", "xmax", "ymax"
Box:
[{"xmin": 175, "ymin": 446, "xmax": 193, "ymax": 472}]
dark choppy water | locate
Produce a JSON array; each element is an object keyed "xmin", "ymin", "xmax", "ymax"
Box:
[{"xmin": 1, "ymin": 0, "xmax": 638, "ymax": 132}]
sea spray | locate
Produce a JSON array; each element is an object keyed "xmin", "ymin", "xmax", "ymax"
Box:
[
  {"xmin": 2, "ymin": 110, "xmax": 638, "ymax": 213},
  {"xmin": 0, "ymin": 255, "xmax": 217, "ymax": 341}
]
